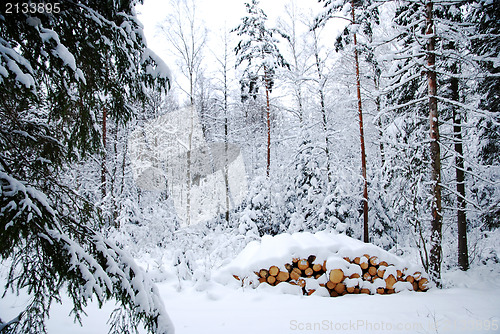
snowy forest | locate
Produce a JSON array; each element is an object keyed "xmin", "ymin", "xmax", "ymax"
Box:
[{"xmin": 0, "ymin": 0, "xmax": 499, "ymax": 333}]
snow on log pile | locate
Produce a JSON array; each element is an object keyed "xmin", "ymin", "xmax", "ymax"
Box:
[{"xmin": 219, "ymin": 232, "xmax": 430, "ymax": 297}]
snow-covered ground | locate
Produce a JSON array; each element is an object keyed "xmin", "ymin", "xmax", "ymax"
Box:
[
  {"xmin": 2, "ymin": 267, "xmax": 499, "ymax": 334},
  {"xmin": 2, "ymin": 231, "xmax": 499, "ymax": 334}
]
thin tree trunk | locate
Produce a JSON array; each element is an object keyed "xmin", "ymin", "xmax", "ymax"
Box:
[
  {"xmin": 223, "ymin": 45, "xmax": 230, "ymax": 224},
  {"xmin": 426, "ymin": 0, "xmax": 442, "ymax": 286},
  {"xmin": 264, "ymin": 67, "xmax": 271, "ymax": 178},
  {"xmin": 450, "ymin": 62, "xmax": 468, "ymax": 271},
  {"xmin": 351, "ymin": 2, "xmax": 369, "ymax": 243},
  {"xmin": 110, "ymin": 118, "xmax": 120, "ymax": 227},
  {"xmin": 373, "ymin": 77, "xmax": 385, "ymax": 168},
  {"xmin": 101, "ymin": 108, "xmax": 107, "ymax": 200},
  {"xmin": 186, "ymin": 73, "xmax": 194, "ymax": 226},
  {"xmin": 288, "ymin": 6, "xmax": 304, "ymax": 128},
  {"xmin": 312, "ymin": 28, "xmax": 331, "ymax": 183}
]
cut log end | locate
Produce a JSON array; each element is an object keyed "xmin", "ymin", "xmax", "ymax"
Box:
[
  {"xmin": 418, "ymin": 278, "xmax": 429, "ymax": 291},
  {"xmin": 267, "ymin": 275, "xmax": 276, "ymax": 285},
  {"xmin": 298, "ymin": 259, "xmax": 309, "ymax": 271},
  {"xmin": 377, "ymin": 269, "xmax": 385, "ymax": 278},
  {"xmin": 312, "ymin": 263, "xmax": 323, "ymax": 272},
  {"xmin": 329, "ymin": 269, "xmax": 344, "ymax": 284},
  {"xmin": 269, "ymin": 266, "xmax": 280, "ymax": 277},
  {"xmin": 290, "ymin": 268, "xmax": 301, "ymax": 281},
  {"xmin": 326, "ymin": 280, "xmax": 336, "ymax": 290},
  {"xmin": 334, "ymin": 283, "xmax": 346, "ymax": 294},
  {"xmin": 277, "ymin": 271, "xmax": 290, "ymax": 282},
  {"xmin": 385, "ymin": 275, "xmax": 397, "ymax": 290},
  {"xmin": 259, "ymin": 269, "xmax": 269, "ymax": 279}
]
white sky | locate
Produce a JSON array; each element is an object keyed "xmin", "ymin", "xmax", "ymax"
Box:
[
  {"xmin": 136, "ymin": 0, "xmax": 343, "ymax": 103},
  {"xmin": 137, "ymin": 0, "xmax": 281, "ymax": 60},
  {"xmin": 136, "ymin": 0, "xmax": 324, "ymax": 52}
]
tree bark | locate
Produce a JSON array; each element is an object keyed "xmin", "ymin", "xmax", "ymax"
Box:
[
  {"xmin": 223, "ymin": 37, "xmax": 231, "ymax": 224},
  {"xmin": 312, "ymin": 28, "xmax": 331, "ymax": 183},
  {"xmin": 373, "ymin": 76, "xmax": 385, "ymax": 168},
  {"xmin": 351, "ymin": 2, "xmax": 369, "ymax": 243},
  {"xmin": 450, "ymin": 60, "xmax": 468, "ymax": 271},
  {"xmin": 186, "ymin": 104, "xmax": 194, "ymax": 226},
  {"xmin": 264, "ymin": 67, "xmax": 271, "ymax": 178},
  {"xmin": 101, "ymin": 108, "xmax": 107, "ymax": 200},
  {"xmin": 426, "ymin": 0, "xmax": 442, "ymax": 286}
]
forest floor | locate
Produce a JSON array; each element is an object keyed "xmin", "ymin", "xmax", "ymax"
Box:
[{"xmin": 2, "ymin": 262, "xmax": 499, "ymax": 334}]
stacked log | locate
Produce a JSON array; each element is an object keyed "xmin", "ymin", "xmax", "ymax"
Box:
[
  {"xmin": 242, "ymin": 253, "xmax": 430, "ymax": 297},
  {"xmin": 321, "ymin": 255, "xmax": 429, "ymax": 296},
  {"xmin": 252, "ymin": 255, "xmax": 327, "ymax": 295}
]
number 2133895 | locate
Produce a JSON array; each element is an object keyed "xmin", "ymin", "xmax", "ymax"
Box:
[{"xmin": 5, "ymin": 2, "xmax": 61, "ymax": 14}]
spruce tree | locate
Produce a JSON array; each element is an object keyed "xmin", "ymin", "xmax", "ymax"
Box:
[
  {"xmin": 0, "ymin": 1, "xmax": 172, "ymax": 333},
  {"xmin": 380, "ymin": 0, "xmax": 496, "ymax": 283},
  {"xmin": 468, "ymin": 0, "xmax": 500, "ymax": 231}
]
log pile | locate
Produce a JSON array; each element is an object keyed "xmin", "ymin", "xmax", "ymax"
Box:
[
  {"xmin": 252, "ymin": 255, "xmax": 325, "ymax": 295},
  {"xmin": 238, "ymin": 254, "xmax": 429, "ymax": 297}
]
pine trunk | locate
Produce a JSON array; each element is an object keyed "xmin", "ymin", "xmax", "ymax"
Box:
[
  {"xmin": 426, "ymin": 0, "xmax": 442, "ymax": 286},
  {"xmin": 351, "ymin": 2, "xmax": 369, "ymax": 243}
]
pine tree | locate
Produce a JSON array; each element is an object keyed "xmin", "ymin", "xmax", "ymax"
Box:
[
  {"xmin": 316, "ymin": 0, "xmax": 380, "ymax": 243},
  {"xmin": 0, "ymin": 1, "xmax": 173, "ymax": 333},
  {"xmin": 232, "ymin": 0, "xmax": 289, "ymax": 178}
]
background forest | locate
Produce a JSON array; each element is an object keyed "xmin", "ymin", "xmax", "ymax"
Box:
[{"xmin": 0, "ymin": 0, "xmax": 498, "ymax": 333}]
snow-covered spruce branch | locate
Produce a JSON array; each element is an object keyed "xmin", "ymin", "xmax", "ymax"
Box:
[
  {"xmin": 378, "ymin": 97, "xmax": 427, "ymax": 114},
  {"xmin": 434, "ymin": 95, "xmax": 500, "ymax": 121},
  {"xmin": 438, "ymin": 182, "xmax": 482, "ymax": 211},
  {"xmin": 0, "ymin": 172, "xmax": 174, "ymax": 334}
]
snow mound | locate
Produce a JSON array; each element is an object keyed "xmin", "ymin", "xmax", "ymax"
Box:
[{"xmin": 216, "ymin": 231, "xmax": 429, "ymax": 296}]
